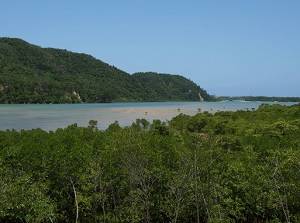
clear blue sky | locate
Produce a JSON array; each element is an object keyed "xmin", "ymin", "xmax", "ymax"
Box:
[{"xmin": 1, "ymin": 0, "xmax": 299, "ymax": 97}]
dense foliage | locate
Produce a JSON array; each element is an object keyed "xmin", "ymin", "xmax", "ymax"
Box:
[
  {"xmin": 132, "ymin": 72, "xmax": 212, "ymax": 102},
  {"xmin": 0, "ymin": 38, "xmax": 214, "ymax": 103},
  {"xmin": 1, "ymin": 103, "xmax": 300, "ymax": 222},
  {"xmin": 219, "ymin": 96, "xmax": 300, "ymax": 102}
]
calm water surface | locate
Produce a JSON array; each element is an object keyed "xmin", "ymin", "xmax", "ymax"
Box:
[{"xmin": 0, "ymin": 101, "xmax": 297, "ymax": 131}]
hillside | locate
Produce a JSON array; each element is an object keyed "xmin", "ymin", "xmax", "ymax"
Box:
[{"xmin": 0, "ymin": 38, "xmax": 214, "ymax": 103}]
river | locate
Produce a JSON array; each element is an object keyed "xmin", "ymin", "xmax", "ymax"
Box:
[{"xmin": 0, "ymin": 101, "xmax": 297, "ymax": 131}]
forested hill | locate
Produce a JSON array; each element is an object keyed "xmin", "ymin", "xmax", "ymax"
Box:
[{"xmin": 0, "ymin": 37, "xmax": 214, "ymax": 103}]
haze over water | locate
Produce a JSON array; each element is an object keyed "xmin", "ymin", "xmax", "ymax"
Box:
[{"xmin": 0, "ymin": 101, "xmax": 297, "ymax": 131}]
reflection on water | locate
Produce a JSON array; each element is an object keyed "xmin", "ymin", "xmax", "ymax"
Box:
[{"xmin": 0, "ymin": 101, "xmax": 297, "ymax": 131}]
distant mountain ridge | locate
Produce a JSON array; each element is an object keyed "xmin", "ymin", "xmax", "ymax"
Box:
[{"xmin": 0, "ymin": 37, "xmax": 214, "ymax": 103}]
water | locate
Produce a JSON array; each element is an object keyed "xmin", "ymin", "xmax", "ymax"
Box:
[{"xmin": 0, "ymin": 101, "xmax": 297, "ymax": 131}]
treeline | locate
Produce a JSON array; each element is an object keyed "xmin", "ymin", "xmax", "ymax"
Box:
[
  {"xmin": 0, "ymin": 37, "xmax": 214, "ymax": 103},
  {"xmin": 219, "ymin": 96, "xmax": 300, "ymax": 102},
  {"xmin": 1, "ymin": 103, "xmax": 300, "ymax": 222}
]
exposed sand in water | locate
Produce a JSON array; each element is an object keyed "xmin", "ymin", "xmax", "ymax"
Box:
[{"xmin": 110, "ymin": 106, "xmax": 200, "ymax": 123}]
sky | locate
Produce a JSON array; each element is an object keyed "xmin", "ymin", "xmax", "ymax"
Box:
[{"xmin": 1, "ymin": 0, "xmax": 299, "ymax": 97}]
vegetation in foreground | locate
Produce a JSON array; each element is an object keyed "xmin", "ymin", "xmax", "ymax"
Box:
[
  {"xmin": 1, "ymin": 103, "xmax": 300, "ymax": 223},
  {"xmin": 0, "ymin": 37, "xmax": 213, "ymax": 103},
  {"xmin": 219, "ymin": 96, "xmax": 300, "ymax": 102}
]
